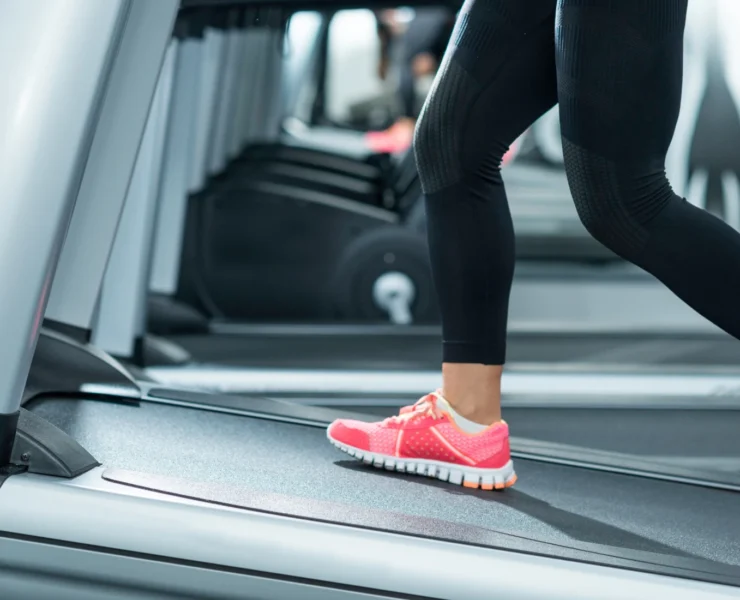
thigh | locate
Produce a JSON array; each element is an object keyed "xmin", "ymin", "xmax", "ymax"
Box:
[
  {"xmin": 555, "ymin": 0, "xmax": 689, "ymax": 163},
  {"xmin": 454, "ymin": 0, "xmax": 559, "ymax": 168},
  {"xmin": 415, "ymin": 0, "xmax": 558, "ymax": 192}
]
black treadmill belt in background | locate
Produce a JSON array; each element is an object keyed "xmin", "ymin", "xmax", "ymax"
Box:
[
  {"xmin": 504, "ymin": 408, "xmax": 740, "ymax": 460},
  {"xmin": 166, "ymin": 332, "xmax": 740, "ymax": 369},
  {"xmin": 27, "ymin": 397, "xmax": 740, "ymax": 572},
  {"xmin": 168, "ymin": 332, "xmax": 441, "ymax": 369}
]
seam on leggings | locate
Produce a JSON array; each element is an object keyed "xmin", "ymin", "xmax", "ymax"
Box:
[
  {"xmin": 415, "ymin": 57, "xmax": 478, "ymax": 194},
  {"xmin": 561, "ymin": 136, "xmax": 650, "ymax": 257},
  {"xmin": 455, "ymin": 39, "xmax": 523, "ymax": 183},
  {"xmin": 417, "ymin": 7, "xmax": 529, "ymax": 195}
]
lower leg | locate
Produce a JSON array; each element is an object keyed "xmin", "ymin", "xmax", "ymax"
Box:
[
  {"xmin": 413, "ymin": 0, "xmax": 557, "ymax": 426},
  {"xmin": 625, "ymin": 191, "xmax": 740, "ymax": 340},
  {"xmin": 422, "ymin": 176, "xmax": 514, "ymax": 426},
  {"xmin": 442, "ymin": 363, "xmax": 503, "ymax": 425}
]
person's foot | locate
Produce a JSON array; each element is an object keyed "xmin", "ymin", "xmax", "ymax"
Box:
[
  {"xmin": 327, "ymin": 391, "xmax": 516, "ymax": 490},
  {"xmin": 365, "ymin": 118, "xmax": 416, "ymax": 154}
]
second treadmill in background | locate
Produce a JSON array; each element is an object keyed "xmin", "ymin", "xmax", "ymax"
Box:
[{"xmin": 140, "ymin": 1, "xmax": 731, "ymax": 391}]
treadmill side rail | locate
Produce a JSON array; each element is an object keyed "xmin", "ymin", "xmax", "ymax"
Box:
[
  {"xmin": 0, "ymin": 535, "xmax": 398, "ymax": 600},
  {"xmin": 11, "ymin": 409, "xmax": 99, "ymax": 479},
  {"xmin": 0, "ymin": 468, "xmax": 737, "ymax": 600}
]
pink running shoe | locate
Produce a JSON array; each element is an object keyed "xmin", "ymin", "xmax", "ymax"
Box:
[{"xmin": 327, "ymin": 391, "xmax": 516, "ymax": 490}]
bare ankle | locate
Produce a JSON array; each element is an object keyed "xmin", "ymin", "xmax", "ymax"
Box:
[
  {"xmin": 441, "ymin": 362, "xmax": 503, "ymax": 426},
  {"xmin": 446, "ymin": 400, "xmax": 501, "ymax": 426}
]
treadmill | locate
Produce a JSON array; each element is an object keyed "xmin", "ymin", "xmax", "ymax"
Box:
[{"xmin": 3, "ymin": 2, "xmax": 740, "ymax": 598}]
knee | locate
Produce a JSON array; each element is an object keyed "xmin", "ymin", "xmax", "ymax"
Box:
[
  {"xmin": 411, "ymin": 99, "xmax": 437, "ymax": 170},
  {"xmin": 563, "ymin": 139, "xmax": 673, "ymax": 259},
  {"xmin": 565, "ymin": 155, "xmax": 630, "ymax": 254},
  {"xmin": 412, "ymin": 58, "xmax": 475, "ymax": 195},
  {"xmin": 412, "ymin": 83, "xmax": 454, "ymax": 195},
  {"xmin": 414, "ymin": 84, "xmax": 507, "ymax": 194}
]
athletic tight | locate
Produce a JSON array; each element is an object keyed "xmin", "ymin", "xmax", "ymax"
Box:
[{"xmin": 414, "ymin": 0, "xmax": 740, "ymax": 365}]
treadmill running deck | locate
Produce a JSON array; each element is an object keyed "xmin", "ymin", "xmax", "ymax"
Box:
[{"xmin": 26, "ymin": 395, "xmax": 740, "ymax": 583}]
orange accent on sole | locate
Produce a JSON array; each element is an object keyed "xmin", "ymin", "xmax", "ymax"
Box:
[
  {"xmin": 492, "ymin": 474, "xmax": 518, "ymax": 490},
  {"xmin": 466, "ymin": 474, "xmax": 517, "ymax": 491}
]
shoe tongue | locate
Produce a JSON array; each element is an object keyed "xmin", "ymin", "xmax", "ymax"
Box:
[{"xmin": 431, "ymin": 393, "xmax": 451, "ymax": 413}]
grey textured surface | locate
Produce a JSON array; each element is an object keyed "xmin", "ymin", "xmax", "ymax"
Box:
[{"xmin": 28, "ymin": 397, "xmax": 740, "ymax": 568}]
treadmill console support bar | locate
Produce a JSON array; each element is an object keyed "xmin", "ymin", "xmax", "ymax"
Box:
[{"xmin": 0, "ymin": 1, "xmax": 130, "ymax": 420}]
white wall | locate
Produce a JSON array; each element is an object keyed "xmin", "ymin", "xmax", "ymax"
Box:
[{"xmin": 325, "ymin": 9, "xmax": 384, "ymax": 122}]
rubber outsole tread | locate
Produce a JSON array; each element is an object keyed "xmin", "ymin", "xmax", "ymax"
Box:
[{"xmin": 328, "ymin": 432, "xmax": 517, "ymax": 491}]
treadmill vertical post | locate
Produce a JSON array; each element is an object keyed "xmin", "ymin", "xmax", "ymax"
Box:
[
  {"xmin": 43, "ymin": 0, "xmax": 180, "ymax": 337},
  {"xmin": 203, "ymin": 11, "xmax": 231, "ymax": 178},
  {"xmin": 238, "ymin": 8, "xmax": 259, "ymax": 148},
  {"xmin": 209, "ymin": 8, "xmax": 244, "ymax": 175},
  {"xmin": 227, "ymin": 9, "xmax": 253, "ymax": 159},
  {"xmin": 189, "ymin": 10, "xmax": 224, "ymax": 194},
  {"xmin": 243, "ymin": 10, "xmax": 271, "ymax": 146},
  {"xmin": 263, "ymin": 10, "xmax": 289, "ymax": 145},
  {"xmin": 251, "ymin": 8, "xmax": 286, "ymax": 146},
  {"xmin": 0, "ymin": 0, "xmax": 130, "ymax": 462},
  {"xmin": 92, "ymin": 41, "xmax": 178, "ymax": 359},
  {"xmin": 149, "ymin": 12, "xmax": 206, "ymax": 298}
]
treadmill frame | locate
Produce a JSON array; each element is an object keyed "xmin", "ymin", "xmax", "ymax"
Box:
[{"xmin": 1, "ymin": 468, "xmax": 738, "ymax": 600}]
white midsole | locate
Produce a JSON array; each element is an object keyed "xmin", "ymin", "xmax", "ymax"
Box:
[{"xmin": 327, "ymin": 430, "xmax": 516, "ymax": 488}]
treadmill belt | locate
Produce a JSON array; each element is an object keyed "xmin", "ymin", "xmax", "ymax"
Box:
[
  {"xmin": 167, "ymin": 331, "xmax": 740, "ymax": 369},
  {"xmin": 28, "ymin": 396, "xmax": 740, "ymax": 572}
]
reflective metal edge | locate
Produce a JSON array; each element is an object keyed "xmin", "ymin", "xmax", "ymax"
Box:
[{"xmin": 0, "ymin": 469, "xmax": 736, "ymax": 600}]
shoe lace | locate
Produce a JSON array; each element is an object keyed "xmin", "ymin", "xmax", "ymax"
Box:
[{"xmin": 385, "ymin": 391, "xmax": 444, "ymax": 425}]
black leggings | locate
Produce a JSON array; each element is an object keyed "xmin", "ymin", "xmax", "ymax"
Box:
[{"xmin": 414, "ymin": 0, "xmax": 740, "ymax": 365}]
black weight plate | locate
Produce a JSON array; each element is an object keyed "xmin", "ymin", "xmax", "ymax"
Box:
[{"xmin": 333, "ymin": 226, "xmax": 439, "ymax": 323}]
